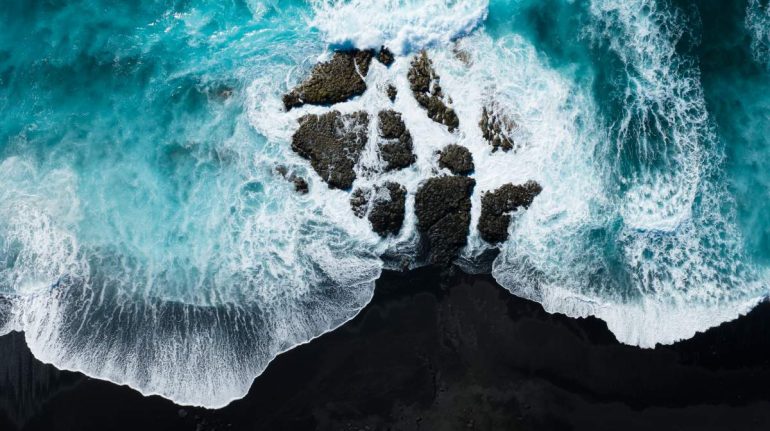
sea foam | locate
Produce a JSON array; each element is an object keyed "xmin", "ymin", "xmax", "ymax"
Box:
[{"xmin": 309, "ymin": 0, "xmax": 489, "ymax": 54}]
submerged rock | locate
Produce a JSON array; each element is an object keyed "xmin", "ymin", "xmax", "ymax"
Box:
[
  {"xmin": 480, "ymin": 105, "xmax": 516, "ymax": 152},
  {"xmin": 453, "ymin": 43, "xmax": 472, "ymax": 66},
  {"xmin": 275, "ymin": 165, "xmax": 310, "ymax": 194},
  {"xmin": 415, "ymin": 176, "xmax": 476, "ymax": 265},
  {"xmin": 386, "ymin": 84, "xmax": 398, "ymax": 102},
  {"xmin": 350, "ymin": 182, "xmax": 407, "ymax": 237},
  {"xmin": 478, "ymin": 181, "xmax": 542, "ymax": 243},
  {"xmin": 407, "ymin": 51, "xmax": 459, "ymax": 132},
  {"xmin": 292, "ymin": 176, "xmax": 309, "ymax": 194},
  {"xmin": 438, "ymin": 144, "xmax": 474, "ymax": 176},
  {"xmin": 291, "ymin": 111, "xmax": 369, "ymax": 190},
  {"xmin": 377, "ymin": 46, "xmax": 395, "ymax": 67},
  {"xmin": 283, "ymin": 50, "xmax": 374, "ymax": 110},
  {"xmin": 378, "ymin": 110, "xmax": 416, "ymax": 171}
]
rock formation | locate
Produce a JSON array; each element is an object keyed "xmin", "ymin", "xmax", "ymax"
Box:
[
  {"xmin": 386, "ymin": 84, "xmax": 398, "ymax": 102},
  {"xmin": 438, "ymin": 144, "xmax": 474, "ymax": 176},
  {"xmin": 378, "ymin": 110, "xmax": 416, "ymax": 171},
  {"xmin": 480, "ymin": 105, "xmax": 516, "ymax": 152},
  {"xmin": 415, "ymin": 176, "xmax": 476, "ymax": 265},
  {"xmin": 283, "ymin": 50, "xmax": 374, "ymax": 110},
  {"xmin": 407, "ymin": 51, "xmax": 459, "ymax": 132},
  {"xmin": 478, "ymin": 181, "xmax": 542, "ymax": 243},
  {"xmin": 350, "ymin": 182, "xmax": 407, "ymax": 237},
  {"xmin": 275, "ymin": 165, "xmax": 309, "ymax": 194},
  {"xmin": 291, "ymin": 111, "xmax": 368, "ymax": 190},
  {"xmin": 377, "ymin": 46, "xmax": 395, "ymax": 67}
]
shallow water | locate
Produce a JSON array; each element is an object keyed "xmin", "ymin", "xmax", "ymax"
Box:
[{"xmin": 1, "ymin": 0, "xmax": 768, "ymax": 407}]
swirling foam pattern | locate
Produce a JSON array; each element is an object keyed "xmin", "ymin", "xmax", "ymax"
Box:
[{"xmin": 1, "ymin": 0, "xmax": 769, "ymax": 407}]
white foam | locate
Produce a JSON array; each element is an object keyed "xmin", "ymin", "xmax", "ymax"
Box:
[
  {"xmin": 747, "ymin": 0, "xmax": 770, "ymax": 66},
  {"xmin": 309, "ymin": 0, "xmax": 489, "ymax": 54},
  {"xmin": 487, "ymin": 0, "xmax": 769, "ymax": 347}
]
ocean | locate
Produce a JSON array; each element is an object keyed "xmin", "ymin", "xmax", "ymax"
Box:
[{"xmin": 0, "ymin": 0, "xmax": 768, "ymax": 408}]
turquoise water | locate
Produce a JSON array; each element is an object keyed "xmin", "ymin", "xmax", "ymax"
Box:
[{"xmin": 1, "ymin": 0, "xmax": 769, "ymax": 407}]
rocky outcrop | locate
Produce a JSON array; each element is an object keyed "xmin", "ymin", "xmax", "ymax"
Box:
[
  {"xmin": 378, "ymin": 110, "xmax": 416, "ymax": 171},
  {"xmin": 415, "ymin": 176, "xmax": 476, "ymax": 265},
  {"xmin": 480, "ymin": 105, "xmax": 516, "ymax": 152},
  {"xmin": 478, "ymin": 181, "xmax": 542, "ymax": 243},
  {"xmin": 350, "ymin": 182, "xmax": 407, "ymax": 237},
  {"xmin": 283, "ymin": 50, "xmax": 374, "ymax": 110},
  {"xmin": 386, "ymin": 84, "xmax": 398, "ymax": 102},
  {"xmin": 291, "ymin": 111, "xmax": 369, "ymax": 190},
  {"xmin": 275, "ymin": 165, "xmax": 310, "ymax": 194},
  {"xmin": 407, "ymin": 51, "xmax": 459, "ymax": 132},
  {"xmin": 438, "ymin": 144, "xmax": 474, "ymax": 176},
  {"xmin": 377, "ymin": 46, "xmax": 395, "ymax": 67}
]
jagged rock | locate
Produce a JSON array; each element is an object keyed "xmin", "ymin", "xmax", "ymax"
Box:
[
  {"xmin": 438, "ymin": 144, "xmax": 474, "ymax": 176},
  {"xmin": 291, "ymin": 111, "xmax": 369, "ymax": 190},
  {"xmin": 377, "ymin": 46, "xmax": 395, "ymax": 66},
  {"xmin": 407, "ymin": 51, "xmax": 459, "ymax": 132},
  {"xmin": 386, "ymin": 84, "xmax": 398, "ymax": 102},
  {"xmin": 480, "ymin": 105, "xmax": 516, "ymax": 152},
  {"xmin": 350, "ymin": 182, "xmax": 407, "ymax": 237},
  {"xmin": 415, "ymin": 176, "xmax": 476, "ymax": 265},
  {"xmin": 378, "ymin": 110, "xmax": 416, "ymax": 171},
  {"xmin": 478, "ymin": 181, "xmax": 542, "ymax": 243},
  {"xmin": 275, "ymin": 165, "xmax": 309, "ymax": 194},
  {"xmin": 283, "ymin": 50, "xmax": 374, "ymax": 110}
]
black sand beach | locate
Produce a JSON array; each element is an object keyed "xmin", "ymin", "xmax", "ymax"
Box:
[{"xmin": 2, "ymin": 267, "xmax": 770, "ymax": 431}]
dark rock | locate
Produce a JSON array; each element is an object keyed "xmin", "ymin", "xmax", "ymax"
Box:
[
  {"xmin": 478, "ymin": 181, "xmax": 542, "ymax": 243},
  {"xmin": 275, "ymin": 165, "xmax": 309, "ymax": 194},
  {"xmin": 438, "ymin": 144, "xmax": 474, "ymax": 176},
  {"xmin": 350, "ymin": 182, "xmax": 407, "ymax": 237},
  {"xmin": 407, "ymin": 51, "xmax": 459, "ymax": 132},
  {"xmin": 292, "ymin": 176, "xmax": 309, "ymax": 194},
  {"xmin": 377, "ymin": 110, "xmax": 416, "ymax": 171},
  {"xmin": 291, "ymin": 111, "xmax": 369, "ymax": 190},
  {"xmin": 386, "ymin": 84, "xmax": 398, "ymax": 102},
  {"xmin": 283, "ymin": 50, "xmax": 374, "ymax": 110},
  {"xmin": 415, "ymin": 176, "xmax": 476, "ymax": 265},
  {"xmin": 377, "ymin": 46, "xmax": 395, "ymax": 66},
  {"xmin": 480, "ymin": 105, "xmax": 516, "ymax": 152}
]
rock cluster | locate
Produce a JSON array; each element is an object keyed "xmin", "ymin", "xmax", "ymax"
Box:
[
  {"xmin": 285, "ymin": 46, "xmax": 541, "ymax": 262},
  {"xmin": 478, "ymin": 181, "xmax": 542, "ymax": 243},
  {"xmin": 291, "ymin": 111, "xmax": 368, "ymax": 190},
  {"xmin": 378, "ymin": 110, "xmax": 416, "ymax": 171},
  {"xmin": 480, "ymin": 106, "xmax": 516, "ymax": 152},
  {"xmin": 415, "ymin": 176, "xmax": 476, "ymax": 265},
  {"xmin": 407, "ymin": 51, "xmax": 459, "ymax": 132},
  {"xmin": 283, "ymin": 50, "xmax": 374, "ymax": 110},
  {"xmin": 350, "ymin": 182, "xmax": 407, "ymax": 237},
  {"xmin": 438, "ymin": 144, "xmax": 474, "ymax": 176}
]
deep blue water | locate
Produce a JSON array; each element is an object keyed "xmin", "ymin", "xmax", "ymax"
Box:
[{"xmin": 0, "ymin": 0, "xmax": 768, "ymax": 407}]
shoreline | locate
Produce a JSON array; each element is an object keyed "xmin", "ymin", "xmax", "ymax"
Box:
[{"xmin": 2, "ymin": 266, "xmax": 770, "ymax": 430}]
